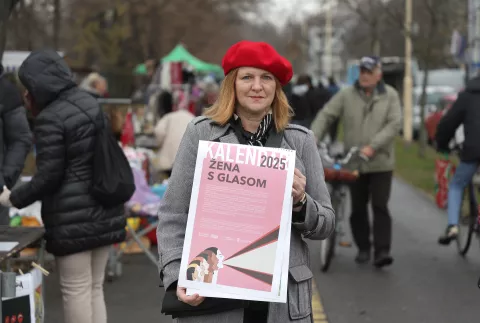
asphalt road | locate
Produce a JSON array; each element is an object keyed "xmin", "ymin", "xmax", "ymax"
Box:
[
  {"xmin": 310, "ymin": 178, "xmax": 480, "ymax": 323},
  {"xmin": 43, "ymin": 252, "xmax": 170, "ymax": 323},
  {"xmin": 43, "ymin": 178, "xmax": 480, "ymax": 322}
]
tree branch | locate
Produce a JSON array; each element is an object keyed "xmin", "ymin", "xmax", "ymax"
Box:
[{"xmin": 337, "ymin": 0, "xmax": 371, "ymax": 25}]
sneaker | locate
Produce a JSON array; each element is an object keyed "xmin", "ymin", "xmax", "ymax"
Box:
[{"xmin": 438, "ymin": 225, "xmax": 459, "ymax": 245}]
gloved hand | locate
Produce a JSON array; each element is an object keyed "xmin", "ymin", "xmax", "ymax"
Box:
[{"xmin": 0, "ymin": 186, "xmax": 13, "ymax": 207}]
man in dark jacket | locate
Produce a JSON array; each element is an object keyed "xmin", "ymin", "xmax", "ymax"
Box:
[
  {"xmin": 290, "ymin": 74, "xmax": 331, "ymax": 129},
  {"xmin": 435, "ymin": 76, "xmax": 480, "ymax": 245},
  {"xmin": 0, "ymin": 64, "xmax": 32, "ymax": 224},
  {"xmin": 0, "ymin": 49, "xmax": 126, "ymax": 323}
]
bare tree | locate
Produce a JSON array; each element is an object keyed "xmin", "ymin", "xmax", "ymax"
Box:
[
  {"xmin": 5, "ymin": 0, "xmax": 56, "ymax": 52},
  {"xmin": 55, "ymin": 0, "xmax": 271, "ymax": 75},
  {"xmin": 52, "ymin": 0, "xmax": 61, "ymax": 49},
  {"xmin": 380, "ymin": 0, "xmax": 464, "ymax": 157},
  {"xmin": 0, "ymin": 0, "xmax": 20, "ymax": 59},
  {"xmin": 337, "ymin": 0, "xmax": 385, "ymax": 56}
]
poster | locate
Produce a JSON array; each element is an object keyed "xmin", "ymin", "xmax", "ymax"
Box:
[
  {"xmin": 178, "ymin": 141, "xmax": 295, "ymax": 302},
  {"xmin": 2, "ymin": 268, "xmax": 44, "ymax": 323},
  {"xmin": 2, "ymin": 295, "xmax": 30, "ymax": 323}
]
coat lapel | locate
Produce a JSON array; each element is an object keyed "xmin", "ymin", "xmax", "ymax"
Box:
[
  {"xmin": 218, "ymin": 132, "xmax": 240, "ymax": 144},
  {"xmin": 208, "ymin": 122, "xmax": 240, "ymax": 144},
  {"xmin": 208, "ymin": 120, "xmax": 292, "ymax": 151},
  {"xmin": 280, "ymin": 137, "xmax": 293, "ymax": 151}
]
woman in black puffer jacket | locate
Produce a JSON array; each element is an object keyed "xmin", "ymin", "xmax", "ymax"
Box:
[{"xmin": 5, "ymin": 49, "xmax": 126, "ymax": 323}]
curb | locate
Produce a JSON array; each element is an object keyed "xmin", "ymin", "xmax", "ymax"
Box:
[{"xmin": 312, "ymin": 280, "xmax": 328, "ymax": 323}]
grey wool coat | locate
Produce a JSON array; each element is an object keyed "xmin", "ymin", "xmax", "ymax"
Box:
[{"xmin": 156, "ymin": 116, "xmax": 335, "ymax": 323}]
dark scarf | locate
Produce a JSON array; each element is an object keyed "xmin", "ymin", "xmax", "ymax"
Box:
[
  {"xmin": 232, "ymin": 113, "xmax": 273, "ymax": 147},
  {"xmin": 247, "ymin": 113, "xmax": 273, "ymax": 146}
]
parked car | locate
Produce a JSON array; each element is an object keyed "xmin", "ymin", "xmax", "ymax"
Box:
[
  {"xmin": 425, "ymin": 93, "xmax": 458, "ymax": 144},
  {"xmin": 411, "ymin": 86, "xmax": 457, "ymax": 138}
]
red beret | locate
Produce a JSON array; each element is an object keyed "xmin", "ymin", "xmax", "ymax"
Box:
[{"xmin": 222, "ymin": 40, "xmax": 293, "ymax": 86}]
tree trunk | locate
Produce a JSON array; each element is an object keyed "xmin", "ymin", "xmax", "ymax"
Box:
[
  {"xmin": 21, "ymin": 0, "xmax": 33, "ymax": 51},
  {"xmin": 0, "ymin": 0, "xmax": 15, "ymax": 61},
  {"xmin": 0, "ymin": 20, "xmax": 6, "ymax": 62},
  {"xmin": 372, "ymin": 39, "xmax": 381, "ymax": 56},
  {"xmin": 418, "ymin": 65, "xmax": 430, "ymax": 158},
  {"xmin": 370, "ymin": 18, "xmax": 381, "ymax": 56},
  {"xmin": 417, "ymin": 3, "xmax": 439, "ymax": 159},
  {"xmin": 53, "ymin": 0, "xmax": 61, "ymax": 49}
]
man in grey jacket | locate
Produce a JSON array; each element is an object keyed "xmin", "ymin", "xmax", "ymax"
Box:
[
  {"xmin": 311, "ymin": 56, "xmax": 402, "ymax": 268},
  {"xmin": 0, "ymin": 65, "xmax": 33, "ymax": 224}
]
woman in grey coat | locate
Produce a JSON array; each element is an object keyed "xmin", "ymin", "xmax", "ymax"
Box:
[{"xmin": 157, "ymin": 40, "xmax": 335, "ymax": 323}]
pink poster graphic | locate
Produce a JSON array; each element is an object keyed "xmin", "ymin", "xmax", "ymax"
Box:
[{"xmin": 179, "ymin": 141, "xmax": 295, "ymax": 297}]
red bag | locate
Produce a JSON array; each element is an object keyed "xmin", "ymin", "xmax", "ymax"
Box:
[
  {"xmin": 120, "ymin": 111, "xmax": 135, "ymax": 147},
  {"xmin": 434, "ymin": 154, "xmax": 456, "ymax": 209}
]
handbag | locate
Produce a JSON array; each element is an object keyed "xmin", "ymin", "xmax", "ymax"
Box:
[{"xmin": 161, "ymin": 283, "xmax": 249, "ymax": 318}]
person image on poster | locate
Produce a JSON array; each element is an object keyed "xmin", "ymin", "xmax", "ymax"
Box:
[
  {"xmin": 206, "ymin": 248, "xmax": 224, "ymax": 284},
  {"xmin": 187, "ymin": 253, "xmax": 211, "ymax": 282},
  {"xmin": 186, "ymin": 248, "xmax": 225, "ymax": 284},
  {"xmin": 201, "ymin": 247, "xmax": 224, "ymax": 284},
  {"xmin": 186, "ymin": 261, "xmax": 202, "ymax": 282}
]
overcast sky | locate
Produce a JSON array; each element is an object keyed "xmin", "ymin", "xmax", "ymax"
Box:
[{"xmin": 262, "ymin": 0, "xmax": 322, "ymax": 28}]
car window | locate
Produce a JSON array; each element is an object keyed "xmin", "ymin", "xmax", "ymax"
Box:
[{"xmin": 413, "ymin": 92, "xmax": 455, "ymax": 105}]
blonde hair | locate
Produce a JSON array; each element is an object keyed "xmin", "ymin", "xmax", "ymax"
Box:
[{"xmin": 203, "ymin": 68, "xmax": 293, "ymax": 131}]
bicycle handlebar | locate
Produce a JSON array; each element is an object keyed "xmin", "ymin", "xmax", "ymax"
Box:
[{"xmin": 318, "ymin": 142, "xmax": 370, "ymax": 166}]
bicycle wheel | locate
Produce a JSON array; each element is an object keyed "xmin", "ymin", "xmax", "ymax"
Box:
[
  {"xmin": 320, "ymin": 230, "xmax": 336, "ymax": 272},
  {"xmin": 320, "ymin": 194, "xmax": 340, "ymax": 272},
  {"xmin": 457, "ymin": 182, "xmax": 478, "ymax": 256}
]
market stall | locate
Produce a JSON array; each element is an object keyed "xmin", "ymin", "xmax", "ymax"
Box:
[
  {"xmin": 0, "ymin": 224, "xmax": 47, "ymax": 323},
  {"xmin": 106, "ymin": 146, "xmax": 167, "ymax": 282},
  {"xmin": 133, "ymin": 44, "xmax": 223, "ymax": 77}
]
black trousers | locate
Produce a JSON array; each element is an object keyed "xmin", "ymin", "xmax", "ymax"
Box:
[
  {"xmin": 349, "ymin": 171, "xmax": 393, "ymax": 255},
  {"xmin": 243, "ymin": 301, "xmax": 268, "ymax": 323},
  {"xmin": 0, "ymin": 205, "xmax": 9, "ymax": 225},
  {"xmin": 329, "ymin": 119, "xmax": 339, "ymax": 142}
]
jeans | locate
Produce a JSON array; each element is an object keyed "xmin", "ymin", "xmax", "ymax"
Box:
[{"xmin": 447, "ymin": 161, "xmax": 479, "ymax": 225}]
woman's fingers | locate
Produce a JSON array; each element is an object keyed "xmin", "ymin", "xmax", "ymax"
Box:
[
  {"xmin": 177, "ymin": 287, "xmax": 206, "ymax": 306},
  {"xmin": 294, "ymin": 168, "xmax": 303, "ymax": 177}
]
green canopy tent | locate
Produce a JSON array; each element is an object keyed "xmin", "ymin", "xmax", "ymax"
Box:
[
  {"xmin": 134, "ymin": 63, "xmax": 147, "ymax": 75},
  {"xmin": 133, "ymin": 44, "xmax": 223, "ymax": 76}
]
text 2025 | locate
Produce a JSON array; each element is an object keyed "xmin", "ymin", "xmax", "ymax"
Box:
[{"xmin": 259, "ymin": 156, "xmax": 286, "ymax": 170}]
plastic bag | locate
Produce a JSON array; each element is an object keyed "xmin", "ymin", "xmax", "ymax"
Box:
[{"xmin": 434, "ymin": 154, "xmax": 456, "ymax": 209}]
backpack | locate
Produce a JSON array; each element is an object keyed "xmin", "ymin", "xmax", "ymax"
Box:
[{"xmin": 71, "ymin": 104, "xmax": 135, "ymax": 208}]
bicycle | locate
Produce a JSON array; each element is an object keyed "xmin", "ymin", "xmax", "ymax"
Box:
[
  {"xmin": 450, "ymin": 160, "xmax": 480, "ymax": 289},
  {"xmin": 439, "ymin": 146, "xmax": 480, "ymax": 288},
  {"xmin": 456, "ymin": 179, "xmax": 480, "ymax": 256},
  {"xmin": 441, "ymin": 147, "xmax": 480, "ymax": 256},
  {"xmin": 317, "ymin": 142, "xmax": 368, "ymax": 272}
]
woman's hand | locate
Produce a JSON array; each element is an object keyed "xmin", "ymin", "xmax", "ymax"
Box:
[
  {"xmin": 176, "ymin": 286, "xmax": 205, "ymax": 306},
  {"xmin": 292, "ymin": 168, "xmax": 306, "ymax": 204},
  {"xmin": 0, "ymin": 186, "xmax": 12, "ymax": 207}
]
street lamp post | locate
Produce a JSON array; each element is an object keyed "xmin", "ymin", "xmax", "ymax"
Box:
[
  {"xmin": 324, "ymin": 2, "xmax": 333, "ymax": 78},
  {"xmin": 403, "ymin": 0, "xmax": 413, "ymax": 142}
]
